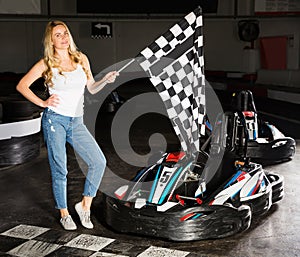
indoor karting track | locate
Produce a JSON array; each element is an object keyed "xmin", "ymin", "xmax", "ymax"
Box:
[{"xmin": 0, "ymin": 80, "xmax": 299, "ymax": 257}]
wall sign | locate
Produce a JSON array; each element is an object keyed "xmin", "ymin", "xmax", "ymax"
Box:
[
  {"xmin": 91, "ymin": 22, "xmax": 113, "ymax": 39},
  {"xmin": 255, "ymin": 0, "xmax": 300, "ymax": 15}
]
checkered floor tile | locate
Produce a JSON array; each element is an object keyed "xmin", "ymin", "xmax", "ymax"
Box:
[
  {"xmin": 136, "ymin": 246, "xmax": 190, "ymax": 257},
  {"xmin": 0, "ymin": 224, "xmax": 193, "ymax": 257}
]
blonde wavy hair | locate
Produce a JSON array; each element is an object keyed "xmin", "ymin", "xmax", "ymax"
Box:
[{"xmin": 42, "ymin": 20, "xmax": 89, "ymax": 87}]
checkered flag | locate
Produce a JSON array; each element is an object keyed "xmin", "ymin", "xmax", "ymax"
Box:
[{"xmin": 135, "ymin": 7, "xmax": 206, "ymax": 154}]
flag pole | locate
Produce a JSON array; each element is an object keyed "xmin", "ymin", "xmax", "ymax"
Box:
[{"xmin": 117, "ymin": 58, "xmax": 136, "ymax": 73}]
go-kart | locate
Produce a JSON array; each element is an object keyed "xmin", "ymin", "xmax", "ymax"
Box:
[
  {"xmin": 231, "ymin": 90, "xmax": 296, "ymax": 165},
  {"xmin": 206, "ymin": 90, "xmax": 296, "ymax": 166},
  {"xmin": 102, "ymin": 109, "xmax": 284, "ymax": 241}
]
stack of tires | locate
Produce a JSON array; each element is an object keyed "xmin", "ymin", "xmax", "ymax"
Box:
[
  {"xmin": 0, "ymin": 102, "xmax": 2, "ymax": 124},
  {"xmin": 0, "ymin": 77, "xmax": 47, "ymax": 167}
]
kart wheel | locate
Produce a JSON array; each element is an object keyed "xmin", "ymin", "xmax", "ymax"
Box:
[
  {"xmin": 0, "ymin": 132, "xmax": 41, "ymax": 165},
  {"xmin": 0, "ymin": 102, "xmax": 2, "ymax": 123},
  {"xmin": 2, "ymin": 98, "xmax": 40, "ymax": 122}
]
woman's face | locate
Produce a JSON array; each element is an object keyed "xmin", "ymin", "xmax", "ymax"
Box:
[{"xmin": 51, "ymin": 24, "xmax": 70, "ymax": 50}]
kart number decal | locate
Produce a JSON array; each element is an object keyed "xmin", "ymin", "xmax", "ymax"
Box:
[
  {"xmin": 160, "ymin": 171, "xmax": 172, "ymax": 184},
  {"xmin": 150, "ymin": 167, "xmax": 177, "ymax": 204}
]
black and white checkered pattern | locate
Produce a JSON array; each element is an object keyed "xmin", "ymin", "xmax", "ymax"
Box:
[
  {"xmin": 0, "ymin": 224, "xmax": 193, "ymax": 257},
  {"xmin": 136, "ymin": 7, "xmax": 206, "ymax": 154}
]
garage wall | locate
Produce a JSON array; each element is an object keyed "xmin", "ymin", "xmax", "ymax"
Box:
[{"xmin": 0, "ymin": 0, "xmax": 299, "ymax": 88}]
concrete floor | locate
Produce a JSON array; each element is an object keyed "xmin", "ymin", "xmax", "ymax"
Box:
[
  {"xmin": 0, "ymin": 141, "xmax": 299, "ymax": 257},
  {"xmin": 0, "ymin": 81, "xmax": 299, "ymax": 256}
]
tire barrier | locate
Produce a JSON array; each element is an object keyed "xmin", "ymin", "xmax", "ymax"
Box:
[
  {"xmin": 0, "ymin": 113, "xmax": 42, "ymax": 140},
  {"xmin": 0, "ymin": 75, "xmax": 45, "ymax": 166},
  {"xmin": 0, "ymin": 110, "xmax": 43, "ymax": 166},
  {"xmin": 0, "ymin": 102, "xmax": 2, "ymax": 123},
  {"xmin": 1, "ymin": 97, "xmax": 40, "ymax": 123},
  {"xmin": 0, "ymin": 132, "xmax": 41, "ymax": 166},
  {"xmin": 0, "ymin": 72, "xmax": 23, "ymax": 97},
  {"xmin": 30, "ymin": 77, "xmax": 50, "ymax": 101}
]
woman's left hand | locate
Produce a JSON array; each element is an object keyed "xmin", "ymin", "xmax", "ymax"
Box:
[{"xmin": 104, "ymin": 71, "xmax": 119, "ymax": 84}]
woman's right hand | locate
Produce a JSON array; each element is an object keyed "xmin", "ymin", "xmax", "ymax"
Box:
[{"xmin": 43, "ymin": 94, "xmax": 60, "ymax": 108}]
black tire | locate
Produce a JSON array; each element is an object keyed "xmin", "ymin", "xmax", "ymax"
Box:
[
  {"xmin": 2, "ymin": 97, "xmax": 40, "ymax": 122},
  {"xmin": 0, "ymin": 102, "xmax": 2, "ymax": 123},
  {"xmin": 0, "ymin": 132, "xmax": 41, "ymax": 166},
  {"xmin": 30, "ymin": 77, "xmax": 50, "ymax": 101}
]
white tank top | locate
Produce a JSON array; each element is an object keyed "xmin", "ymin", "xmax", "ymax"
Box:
[{"xmin": 48, "ymin": 64, "xmax": 87, "ymax": 117}]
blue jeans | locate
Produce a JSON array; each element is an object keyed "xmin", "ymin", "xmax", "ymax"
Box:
[{"xmin": 42, "ymin": 108, "xmax": 106, "ymax": 209}]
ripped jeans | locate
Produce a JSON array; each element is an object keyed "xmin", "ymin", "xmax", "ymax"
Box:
[{"xmin": 42, "ymin": 108, "xmax": 106, "ymax": 209}]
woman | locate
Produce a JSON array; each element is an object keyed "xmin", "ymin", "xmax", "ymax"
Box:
[{"xmin": 16, "ymin": 20, "xmax": 119, "ymax": 230}]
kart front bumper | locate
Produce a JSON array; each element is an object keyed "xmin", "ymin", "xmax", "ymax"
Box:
[{"xmin": 103, "ymin": 195, "xmax": 251, "ymax": 241}]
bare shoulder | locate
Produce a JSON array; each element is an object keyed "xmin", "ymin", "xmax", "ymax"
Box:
[
  {"xmin": 80, "ymin": 52, "xmax": 89, "ymax": 63},
  {"xmin": 33, "ymin": 59, "xmax": 47, "ymax": 73},
  {"xmin": 80, "ymin": 52, "xmax": 91, "ymax": 69}
]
